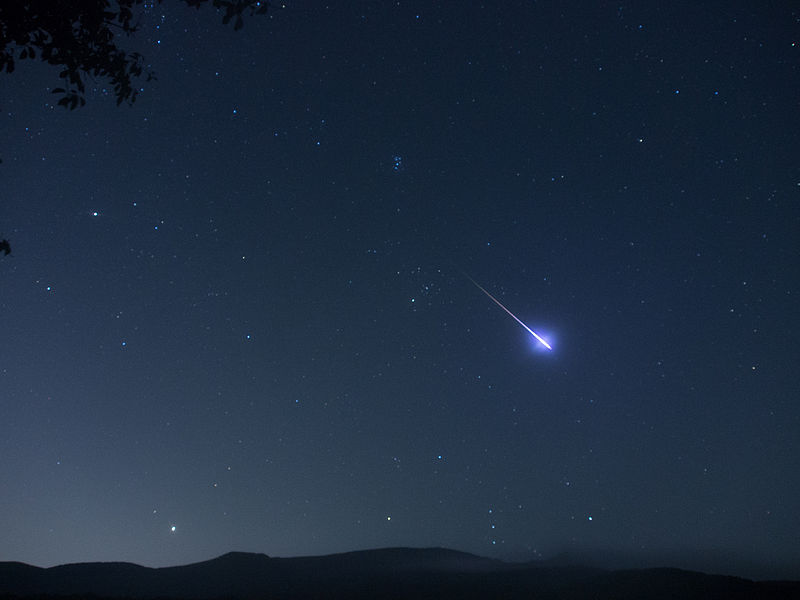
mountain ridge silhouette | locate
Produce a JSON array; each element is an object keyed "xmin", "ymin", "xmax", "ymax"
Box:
[{"xmin": 1, "ymin": 546, "xmax": 797, "ymax": 600}]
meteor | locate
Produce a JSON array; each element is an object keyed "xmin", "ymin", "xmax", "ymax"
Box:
[{"xmin": 466, "ymin": 275, "xmax": 552, "ymax": 350}]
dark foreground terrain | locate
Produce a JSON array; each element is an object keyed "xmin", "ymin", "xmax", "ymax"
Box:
[{"xmin": 1, "ymin": 548, "xmax": 798, "ymax": 600}]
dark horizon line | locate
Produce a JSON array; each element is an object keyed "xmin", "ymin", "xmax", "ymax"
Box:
[{"xmin": 4, "ymin": 544, "xmax": 798, "ymax": 582}]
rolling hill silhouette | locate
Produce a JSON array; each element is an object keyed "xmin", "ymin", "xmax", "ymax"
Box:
[{"xmin": 1, "ymin": 547, "xmax": 798, "ymax": 600}]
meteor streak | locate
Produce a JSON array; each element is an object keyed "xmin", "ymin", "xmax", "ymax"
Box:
[{"xmin": 466, "ymin": 275, "xmax": 552, "ymax": 350}]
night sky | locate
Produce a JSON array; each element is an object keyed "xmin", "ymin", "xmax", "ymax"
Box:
[{"xmin": 1, "ymin": 1, "xmax": 799, "ymax": 580}]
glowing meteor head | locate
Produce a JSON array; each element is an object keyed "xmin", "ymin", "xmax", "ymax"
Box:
[
  {"xmin": 529, "ymin": 329, "xmax": 554, "ymax": 352},
  {"xmin": 531, "ymin": 332, "xmax": 552, "ymax": 350}
]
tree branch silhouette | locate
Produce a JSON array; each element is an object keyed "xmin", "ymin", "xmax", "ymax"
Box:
[{"xmin": 0, "ymin": 0, "xmax": 269, "ymax": 109}]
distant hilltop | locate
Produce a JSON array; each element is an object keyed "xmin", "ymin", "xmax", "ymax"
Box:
[{"xmin": 1, "ymin": 547, "xmax": 798, "ymax": 600}]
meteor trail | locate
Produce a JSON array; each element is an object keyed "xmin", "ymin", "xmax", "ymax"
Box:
[{"xmin": 466, "ymin": 275, "xmax": 552, "ymax": 350}]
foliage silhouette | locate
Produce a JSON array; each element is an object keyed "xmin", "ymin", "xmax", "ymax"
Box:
[{"xmin": 0, "ymin": 0, "xmax": 269, "ymax": 109}]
